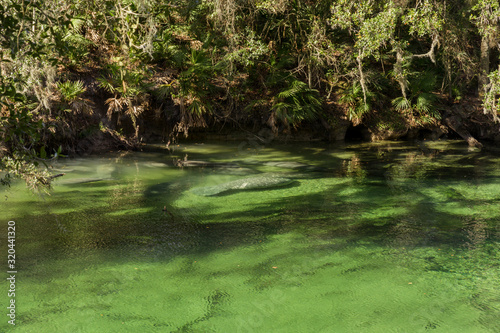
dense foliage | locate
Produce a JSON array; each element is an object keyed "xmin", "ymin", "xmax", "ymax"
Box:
[{"xmin": 1, "ymin": 0, "xmax": 500, "ymax": 188}]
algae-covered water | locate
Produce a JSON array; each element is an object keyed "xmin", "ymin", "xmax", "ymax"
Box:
[{"xmin": 1, "ymin": 140, "xmax": 499, "ymax": 332}]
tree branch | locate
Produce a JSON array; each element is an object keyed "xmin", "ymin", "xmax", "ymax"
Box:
[
  {"xmin": 357, "ymin": 49, "xmax": 368, "ymax": 106},
  {"xmin": 410, "ymin": 35, "xmax": 439, "ymax": 63}
]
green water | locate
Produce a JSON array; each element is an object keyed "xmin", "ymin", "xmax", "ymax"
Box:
[{"xmin": 1, "ymin": 140, "xmax": 499, "ymax": 332}]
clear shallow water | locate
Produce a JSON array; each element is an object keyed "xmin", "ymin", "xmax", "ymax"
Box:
[{"xmin": 1, "ymin": 140, "xmax": 499, "ymax": 332}]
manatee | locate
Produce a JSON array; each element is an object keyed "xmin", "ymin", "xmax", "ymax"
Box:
[
  {"xmin": 263, "ymin": 161, "xmax": 310, "ymax": 169},
  {"xmin": 191, "ymin": 174, "xmax": 293, "ymax": 196},
  {"xmin": 66, "ymin": 165, "xmax": 93, "ymax": 172},
  {"xmin": 177, "ymin": 160, "xmax": 258, "ymax": 175},
  {"xmin": 243, "ymin": 160, "xmax": 324, "ymax": 172},
  {"xmin": 58, "ymin": 177, "xmax": 112, "ymax": 185},
  {"xmin": 210, "ymin": 167, "xmax": 258, "ymax": 176},
  {"xmin": 143, "ymin": 162, "xmax": 169, "ymax": 168},
  {"xmin": 177, "ymin": 160, "xmax": 240, "ymax": 168},
  {"xmin": 51, "ymin": 168, "xmax": 74, "ymax": 173}
]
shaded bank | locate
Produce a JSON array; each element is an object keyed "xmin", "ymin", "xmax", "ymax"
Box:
[
  {"xmin": 66, "ymin": 89, "xmax": 499, "ymax": 156},
  {"xmin": 3, "ymin": 0, "xmax": 500, "ymax": 188}
]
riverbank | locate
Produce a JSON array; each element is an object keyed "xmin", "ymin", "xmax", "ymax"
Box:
[{"xmin": 69, "ymin": 94, "xmax": 498, "ymax": 156}]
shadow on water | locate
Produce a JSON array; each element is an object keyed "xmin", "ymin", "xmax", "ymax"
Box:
[
  {"xmin": 9, "ymin": 166, "xmax": 500, "ymax": 283},
  {"xmin": 2, "ymin": 141, "xmax": 500, "ymax": 332},
  {"xmin": 192, "ymin": 180, "xmax": 301, "ymax": 197}
]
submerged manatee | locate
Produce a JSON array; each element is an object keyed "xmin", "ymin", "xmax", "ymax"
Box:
[
  {"xmin": 263, "ymin": 161, "xmax": 310, "ymax": 169},
  {"xmin": 242, "ymin": 160, "xmax": 324, "ymax": 172},
  {"xmin": 191, "ymin": 174, "xmax": 293, "ymax": 196},
  {"xmin": 177, "ymin": 160, "xmax": 258, "ymax": 176},
  {"xmin": 177, "ymin": 160, "xmax": 240, "ymax": 168},
  {"xmin": 57, "ymin": 177, "xmax": 113, "ymax": 185}
]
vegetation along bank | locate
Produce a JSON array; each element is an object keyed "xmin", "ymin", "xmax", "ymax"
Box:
[{"xmin": 1, "ymin": 0, "xmax": 500, "ymax": 189}]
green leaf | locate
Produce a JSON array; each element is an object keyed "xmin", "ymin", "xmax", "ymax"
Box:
[
  {"xmin": 40, "ymin": 146, "xmax": 46, "ymax": 159},
  {"xmin": 392, "ymin": 97, "xmax": 411, "ymax": 111}
]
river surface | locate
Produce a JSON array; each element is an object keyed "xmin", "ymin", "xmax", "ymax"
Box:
[{"xmin": 1, "ymin": 140, "xmax": 499, "ymax": 332}]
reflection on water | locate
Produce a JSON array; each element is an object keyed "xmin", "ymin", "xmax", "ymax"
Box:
[{"xmin": 1, "ymin": 140, "xmax": 499, "ymax": 332}]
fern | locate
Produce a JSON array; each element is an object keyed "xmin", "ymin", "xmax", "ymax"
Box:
[
  {"xmin": 69, "ymin": 17, "xmax": 86, "ymax": 34},
  {"xmin": 271, "ymin": 78, "xmax": 322, "ymax": 128},
  {"xmin": 63, "ymin": 33, "xmax": 94, "ymax": 48}
]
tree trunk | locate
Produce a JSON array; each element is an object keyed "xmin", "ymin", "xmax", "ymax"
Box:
[
  {"xmin": 479, "ymin": 35, "xmax": 490, "ymax": 96},
  {"xmin": 357, "ymin": 51, "xmax": 368, "ymax": 105},
  {"xmin": 443, "ymin": 115, "xmax": 483, "ymax": 148}
]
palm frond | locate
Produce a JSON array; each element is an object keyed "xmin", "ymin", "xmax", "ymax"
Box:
[
  {"xmin": 414, "ymin": 71, "xmax": 437, "ymax": 93},
  {"xmin": 416, "ymin": 94, "xmax": 432, "ymax": 113},
  {"xmin": 392, "ymin": 96, "xmax": 411, "ymax": 111},
  {"xmin": 243, "ymin": 99, "xmax": 268, "ymax": 113},
  {"xmin": 97, "ymin": 78, "xmax": 116, "ymax": 94},
  {"xmin": 167, "ymin": 45, "xmax": 186, "ymax": 67},
  {"xmin": 188, "ymin": 99, "xmax": 208, "ymax": 116},
  {"xmin": 105, "ymin": 97, "xmax": 126, "ymax": 119},
  {"xmin": 153, "ymin": 83, "xmax": 173, "ymax": 100},
  {"xmin": 348, "ymin": 102, "xmax": 370, "ymax": 121},
  {"xmin": 57, "ymin": 80, "xmax": 86, "ymax": 103}
]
